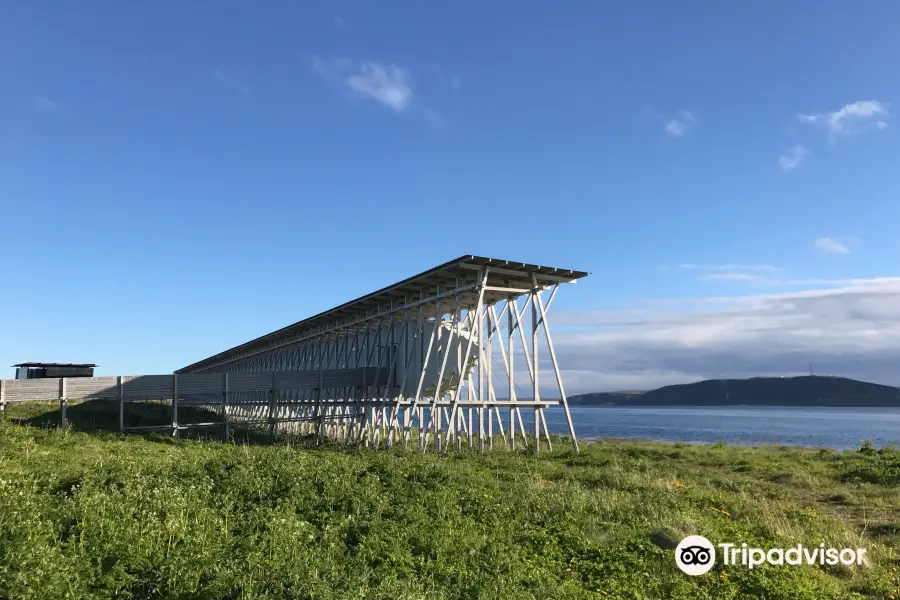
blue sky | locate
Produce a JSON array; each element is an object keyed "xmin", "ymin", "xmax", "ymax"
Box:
[{"xmin": 2, "ymin": 2, "xmax": 899, "ymax": 391}]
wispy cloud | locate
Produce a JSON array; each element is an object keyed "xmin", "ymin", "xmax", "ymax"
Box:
[
  {"xmin": 675, "ymin": 263, "xmax": 870, "ymax": 288},
  {"xmin": 814, "ymin": 237, "xmax": 852, "ymax": 255},
  {"xmin": 778, "ymin": 144, "xmax": 809, "ymax": 170},
  {"xmin": 35, "ymin": 96, "xmax": 62, "ymax": 111},
  {"xmin": 683, "ymin": 264, "xmax": 782, "ymax": 286},
  {"xmin": 664, "ymin": 111, "xmax": 698, "ymax": 138},
  {"xmin": 347, "ymin": 64, "xmax": 412, "ymax": 112},
  {"xmin": 334, "ymin": 14, "xmax": 346, "ymax": 28},
  {"xmin": 798, "ymin": 100, "xmax": 889, "ymax": 142},
  {"xmin": 550, "ymin": 277, "xmax": 900, "ymax": 392},
  {"xmin": 679, "ymin": 264, "xmax": 780, "ymax": 273},
  {"xmin": 213, "ymin": 69, "xmax": 251, "ymax": 95},
  {"xmin": 704, "ymin": 272, "xmax": 771, "ymax": 283},
  {"xmin": 313, "ymin": 56, "xmax": 413, "ymax": 113}
]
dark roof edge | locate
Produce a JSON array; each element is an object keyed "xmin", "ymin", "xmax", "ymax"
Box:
[
  {"xmin": 176, "ymin": 255, "xmax": 589, "ymax": 373},
  {"xmin": 13, "ymin": 363, "xmax": 98, "ymax": 368}
]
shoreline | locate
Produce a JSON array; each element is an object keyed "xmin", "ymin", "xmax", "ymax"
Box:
[{"xmin": 580, "ymin": 435, "xmax": 890, "ymax": 451}]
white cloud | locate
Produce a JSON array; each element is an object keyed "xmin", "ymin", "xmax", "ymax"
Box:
[
  {"xmin": 347, "ymin": 63, "xmax": 412, "ymax": 112},
  {"xmin": 704, "ymin": 272, "xmax": 769, "ymax": 282},
  {"xmin": 550, "ymin": 277, "xmax": 900, "ymax": 392},
  {"xmin": 798, "ymin": 100, "xmax": 889, "ymax": 141},
  {"xmin": 213, "ymin": 69, "xmax": 251, "ymax": 95},
  {"xmin": 814, "ymin": 237, "xmax": 852, "ymax": 255},
  {"xmin": 334, "ymin": 14, "xmax": 346, "ymax": 28},
  {"xmin": 313, "ymin": 56, "xmax": 413, "ymax": 113},
  {"xmin": 664, "ymin": 110, "xmax": 698, "ymax": 138},
  {"xmin": 680, "ymin": 264, "xmax": 782, "ymax": 283},
  {"xmin": 679, "ymin": 264, "xmax": 780, "ymax": 272},
  {"xmin": 778, "ymin": 144, "xmax": 809, "ymax": 170},
  {"xmin": 676, "ymin": 263, "xmax": 849, "ymax": 287}
]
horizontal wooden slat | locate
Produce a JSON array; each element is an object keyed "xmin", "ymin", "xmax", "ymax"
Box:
[
  {"xmin": 177, "ymin": 373, "xmax": 224, "ymax": 395},
  {"xmin": 122, "ymin": 375, "xmax": 174, "ymax": 397},
  {"xmin": 64, "ymin": 377, "xmax": 119, "ymax": 399},
  {"xmin": 0, "ymin": 368, "xmax": 392, "ymax": 403},
  {"xmin": 227, "ymin": 372, "xmax": 273, "ymax": 393},
  {"xmin": 2, "ymin": 379, "xmax": 59, "ymax": 401},
  {"xmin": 275, "ymin": 371, "xmax": 320, "ymax": 389}
]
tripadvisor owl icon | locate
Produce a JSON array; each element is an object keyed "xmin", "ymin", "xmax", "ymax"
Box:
[{"xmin": 675, "ymin": 535, "xmax": 716, "ymax": 575}]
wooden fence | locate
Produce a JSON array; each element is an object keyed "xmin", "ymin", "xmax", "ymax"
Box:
[
  {"xmin": 0, "ymin": 369, "xmax": 559, "ymax": 450},
  {"xmin": 0, "ymin": 368, "xmax": 388, "ymax": 438}
]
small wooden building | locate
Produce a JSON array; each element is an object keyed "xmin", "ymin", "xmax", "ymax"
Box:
[{"xmin": 13, "ymin": 362, "xmax": 96, "ymax": 380}]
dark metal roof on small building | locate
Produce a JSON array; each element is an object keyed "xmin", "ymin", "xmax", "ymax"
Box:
[{"xmin": 12, "ymin": 363, "xmax": 98, "ymax": 368}]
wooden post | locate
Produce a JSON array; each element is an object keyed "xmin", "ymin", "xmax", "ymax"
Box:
[
  {"xmin": 508, "ymin": 299, "xmax": 516, "ymax": 450},
  {"xmin": 59, "ymin": 378, "xmax": 67, "ymax": 429},
  {"xmin": 0, "ymin": 379, "xmax": 6, "ymax": 421},
  {"xmin": 171, "ymin": 374, "xmax": 178, "ymax": 437},
  {"xmin": 533, "ymin": 281, "xmax": 579, "ymax": 453},
  {"xmin": 223, "ymin": 372, "xmax": 230, "ymax": 442},
  {"xmin": 468, "ymin": 399, "xmax": 473, "ymax": 448},
  {"xmin": 532, "ymin": 293, "xmax": 539, "ymax": 455},
  {"xmin": 268, "ymin": 371, "xmax": 277, "ymax": 440},
  {"xmin": 541, "ymin": 409, "xmax": 553, "ymax": 452},
  {"xmin": 117, "ymin": 376, "xmax": 124, "ymax": 433},
  {"xmin": 316, "ymin": 368, "xmax": 324, "ymax": 442},
  {"xmin": 478, "ymin": 305, "xmax": 485, "ymax": 454},
  {"xmin": 486, "ymin": 306, "xmax": 493, "ymax": 450}
]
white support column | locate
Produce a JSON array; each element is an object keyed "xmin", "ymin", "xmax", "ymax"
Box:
[
  {"xmin": 531, "ymin": 292, "xmax": 539, "ymax": 454},
  {"xmin": 385, "ymin": 309, "xmax": 411, "ymax": 448},
  {"xmin": 117, "ymin": 376, "xmax": 124, "ymax": 433},
  {"xmin": 443, "ymin": 269, "xmax": 489, "ymax": 451},
  {"xmin": 533, "ymin": 280, "xmax": 579, "ymax": 453},
  {"xmin": 414, "ymin": 288, "xmax": 442, "ymax": 451},
  {"xmin": 508, "ymin": 299, "xmax": 516, "ymax": 449},
  {"xmin": 223, "ymin": 372, "xmax": 230, "ymax": 442},
  {"xmin": 59, "ymin": 378, "xmax": 67, "ymax": 429},
  {"xmin": 268, "ymin": 370, "xmax": 277, "ymax": 440},
  {"xmin": 171, "ymin": 374, "xmax": 179, "ymax": 437},
  {"xmin": 477, "ymin": 302, "xmax": 486, "ymax": 453},
  {"xmin": 486, "ymin": 303, "xmax": 493, "ymax": 450}
]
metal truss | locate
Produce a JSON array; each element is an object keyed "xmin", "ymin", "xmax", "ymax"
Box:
[{"xmin": 178, "ymin": 256, "xmax": 589, "ymax": 453}]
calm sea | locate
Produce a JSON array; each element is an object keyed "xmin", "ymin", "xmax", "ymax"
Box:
[{"xmin": 517, "ymin": 405, "xmax": 900, "ymax": 450}]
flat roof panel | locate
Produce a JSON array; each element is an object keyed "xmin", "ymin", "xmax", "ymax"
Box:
[
  {"xmin": 177, "ymin": 255, "xmax": 589, "ymax": 373},
  {"xmin": 13, "ymin": 363, "xmax": 97, "ymax": 368}
]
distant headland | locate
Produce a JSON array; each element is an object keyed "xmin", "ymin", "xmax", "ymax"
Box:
[{"xmin": 568, "ymin": 375, "xmax": 900, "ymax": 407}]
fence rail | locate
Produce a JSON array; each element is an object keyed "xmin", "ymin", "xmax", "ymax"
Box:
[
  {"xmin": 0, "ymin": 370, "xmax": 559, "ymax": 451},
  {"xmin": 0, "ymin": 369, "xmax": 389, "ymax": 402}
]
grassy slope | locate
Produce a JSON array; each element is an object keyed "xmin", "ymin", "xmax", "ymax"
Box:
[{"xmin": 0, "ymin": 410, "xmax": 899, "ymax": 599}]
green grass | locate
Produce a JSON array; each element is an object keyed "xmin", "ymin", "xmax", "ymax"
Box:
[{"xmin": 1, "ymin": 404, "xmax": 899, "ymax": 599}]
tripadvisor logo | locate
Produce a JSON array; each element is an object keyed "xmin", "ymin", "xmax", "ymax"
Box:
[
  {"xmin": 675, "ymin": 536, "xmax": 716, "ymax": 575},
  {"xmin": 675, "ymin": 536, "xmax": 868, "ymax": 575}
]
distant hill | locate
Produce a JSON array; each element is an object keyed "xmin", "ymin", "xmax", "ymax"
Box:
[{"xmin": 568, "ymin": 376, "xmax": 900, "ymax": 407}]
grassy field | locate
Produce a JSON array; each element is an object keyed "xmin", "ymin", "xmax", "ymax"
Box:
[{"xmin": 1, "ymin": 403, "xmax": 899, "ymax": 599}]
